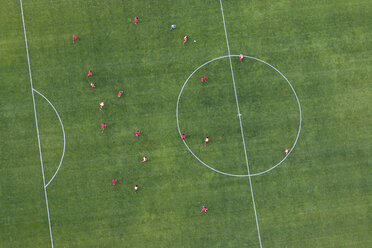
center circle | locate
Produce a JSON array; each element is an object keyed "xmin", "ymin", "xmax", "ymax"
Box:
[{"xmin": 176, "ymin": 55, "xmax": 302, "ymax": 177}]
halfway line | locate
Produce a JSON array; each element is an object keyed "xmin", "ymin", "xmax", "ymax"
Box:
[{"xmin": 219, "ymin": 0, "xmax": 263, "ymax": 247}]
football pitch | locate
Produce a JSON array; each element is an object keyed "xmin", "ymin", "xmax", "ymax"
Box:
[{"xmin": 1, "ymin": 0, "xmax": 371, "ymax": 247}]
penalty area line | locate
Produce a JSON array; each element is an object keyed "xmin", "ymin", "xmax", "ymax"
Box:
[
  {"xmin": 219, "ymin": 0, "xmax": 263, "ymax": 247},
  {"xmin": 20, "ymin": 0, "xmax": 54, "ymax": 247}
]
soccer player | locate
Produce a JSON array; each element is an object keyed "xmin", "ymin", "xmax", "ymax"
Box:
[
  {"xmin": 134, "ymin": 17, "xmax": 138, "ymax": 24},
  {"xmin": 73, "ymin": 34, "xmax": 77, "ymax": 44},
  {"xmin": 181, "ymin": 133, "xmax": 185, "ymax": 139},
  {"xmin": 201, "ymin": 76, "xmax": 206, "ymax": 83},
  {"xmin": 170, "ymin": 24, "xmax": 176, "ymax": 31},
  {"xmin": 112, "ymin": 179, "xmax": 117, "ymax": 185},
  {"xmin": 134, "ymin": 185, "xmax": 139, "ymax": 193},
  {"xmin": 87, "ymin": 70, "xmax": 92, "ymax": 77},
  {"xmin": 183, "ymin": 35, "xmax": 188, "ymax": 45},
  {"xmin": 204, "ymin": 137, "xmax": 210, "ymax": 146},
  {"xmin": 101, "ymin": 123, "xmax": 107, "ymax": 133},
  {"xmin": 135, "ymin": 131, "xmax": 140, "ymax": 137},
  {"xmin": 239, "ymin": 54, "xmax": 244, "ymax": 61},
  {"xmin": 99, "ymin": 101, "xmax": 105, "ymax": 110},
  {"xmin": 201, "ymin": 206, "xmax": 208, "ymax": 213},
  {"xmin": 284, "ymin": 148, "xmax": 290, "ymax": 155},
  {"xmin": 90, "ymin": 82, "xmax": 95, "ymax": 88},
  {"xmin": 118, "ymin": 91, "xmax": 123, "ymax": 98},
  {"xmin": 141, "ymin": 156, "xmax": 148, "ymax": 163}
]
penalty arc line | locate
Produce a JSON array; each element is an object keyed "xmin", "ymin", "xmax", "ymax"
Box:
[
  {"xmin": 33, "ymin": 89, "xmax": 66, "ymax": 189},
  {"xmin": 219, "ymin": 0, "xmax": 263, "ymax": 247},
  {"xmin": 20, "ymin": 0, "xmax": 54, "ymax": 247}
]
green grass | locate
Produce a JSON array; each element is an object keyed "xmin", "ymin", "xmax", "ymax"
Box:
[{"xmin": 0, "ymin": 0, "xmax": 371, "ymax": 247}]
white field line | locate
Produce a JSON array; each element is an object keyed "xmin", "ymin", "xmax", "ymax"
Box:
[
  {"xmin": 176, "ymin": 54, "xmax": 302, "ymax": 177},
  {"xmin": 33, "ymin": 89, "xmax": 66, "ymax": 189},
  {"xmin": 219, "ymin": 0, "xmax": 263, "ymax": 247},
  {"xmin": 20, "ymin": 0, "xmax": 54, "ymax": 247}
]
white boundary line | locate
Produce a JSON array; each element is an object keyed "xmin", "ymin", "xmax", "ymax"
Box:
[
  {"xmin": 20, "ymin": 0, "xmax": 54, "ymax": 247},
  {"xmin": 176, "ymin": 55, "xmax": 302, "ymax": 177},
  {"xmin": 219, "ymin": 0, "xmax": 262, "ymax": 247},
  {"xmin": 33, "ymin": 89, "xmax": 66, "ymax": 188}
]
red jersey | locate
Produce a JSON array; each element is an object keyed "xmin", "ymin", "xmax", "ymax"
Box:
[
  {"xmin": 101, "ymin": 123, "xmax": 106, "ymax": 129},
  {"xmin": 112, "ymin": 179, "xmax": 117, "ymax": 185},
  {"xmin": 202, "ymin": 76, "xmax": 206, "ymax": 82},
  {"xmin": 118, "ymin": 91, "xmax": 122, "ymax": 97}
]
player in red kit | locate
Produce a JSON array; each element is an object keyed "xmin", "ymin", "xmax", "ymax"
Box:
[
  {"xmin": 134, "ymin": 185, "xmax": 139, "ymax": 193},
  {"xmin": 181, "ymin": 133, "xmax": 185, "ymax": 139},
  {"xmin": 204, "ymin": 137, "xmax": 210, "ymax": 146},
  {"xmin": 284, "ymin": 148, "xmax": 290, "ymax": 155},
  {"xmin": 239, "ymin": 54, "xmax": 244, "ymax": 61},
  {"xmin": 201, "ymin": 76, "xmax": 206, "ymax": 83},
  {"xmin": 101, "ymin": 123, "xmax": 107, "ymax": 133},
  {"xmin": 135, "ymin": 131, "xmax": 140, "ymax": 137},
  {"xmin": 73, "ymin": 34, "xmax": 77, "ymax": 44},
  {"xmin": 90, "ymin": 82, "xmax": 95, "ymax": 88},
  {"xmin": 99, "ymin": 101, "xmax": 105, "ymax": 110},
  {"xmin": 87, "ymin": 70, "xmax": 92, "ymax": 77},
  {"xmin": 118, "ymin": 91, "xmax": 123, "ymax": 98},
  {"xmin": 141, "ymin": 156, "xmax": 148, "ymax": 163},
  {"xmin": 112, "ymin": 179, "xmax": 117, "ymax": 185},
  {"xmin": 134, "ymin": 17, "xmax": 138, "ymax": 24},
  {"xmin": 201, "ymin": 206, "xmax": 208, "ymax": 213},
  {"xmin": 183, "ymin": 35, "xmax": 188, "ymax": 45}
]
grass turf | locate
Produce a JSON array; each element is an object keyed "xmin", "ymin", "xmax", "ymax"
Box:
[{"xmin": 0, "ymin": 0, "xmax": 371, "ymax": 247}]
